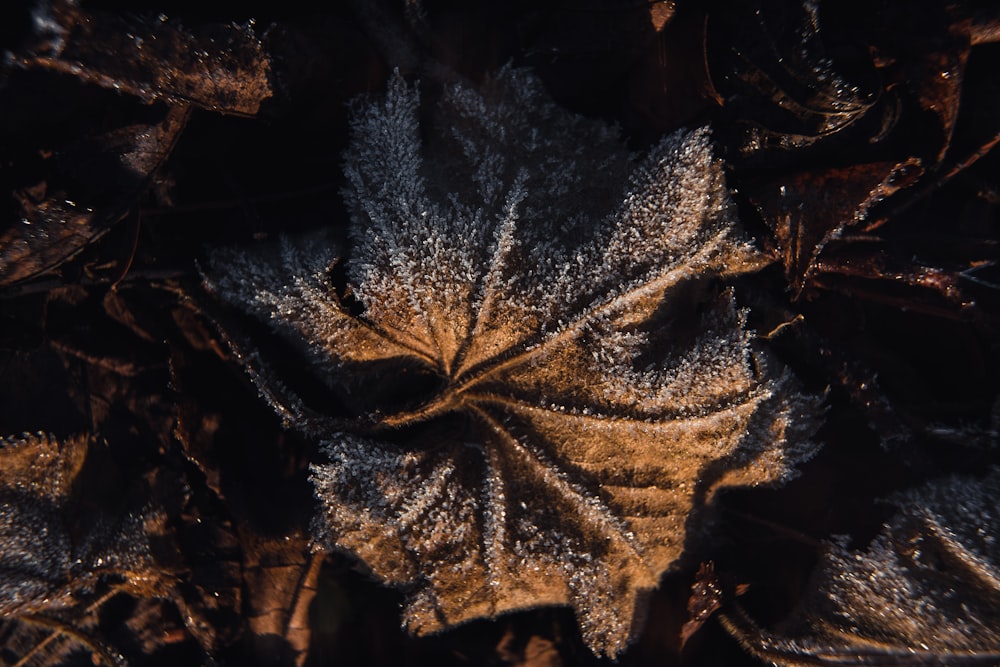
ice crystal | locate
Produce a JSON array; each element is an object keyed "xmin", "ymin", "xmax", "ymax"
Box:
[{"xmin": 206, "ymin": 69, "xmax": 818, "ymax": 657}]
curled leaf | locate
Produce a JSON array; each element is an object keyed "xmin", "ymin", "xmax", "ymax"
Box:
[
  {"xmin": 722, "ymin": 468, "xmax": 1000, "ymax": 665},
  {"xmin": 747, "ymin": 158, "xmax": 923, "ymax": 297},
  {"xmin": 708, "ymin": 1, "xmax": 883, "ymax": 158}
]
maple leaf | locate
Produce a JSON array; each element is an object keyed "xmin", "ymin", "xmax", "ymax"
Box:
[{"xmin": 206, "ymin": 68, "xmax": 819, "ymax": 657}]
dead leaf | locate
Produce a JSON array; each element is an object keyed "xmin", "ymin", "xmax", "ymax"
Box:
[
  {"xmin": 866, "ymin": 3, "xmax": 972, "ymax": 164},
  {"xmin": 242, "ymin": 530, "xmax": 322, "ymax": 667},
  {"xmin": 0, "ymin": 106, "xmax": 189, "ymax": 288},
  {"xmin": 14, "ymin": 0, "xmax": 272, "ymax": 116},
  {"xmin": 680, "ymin": 561, "xmax": 748, "ymax": 648},
  {"xmin": 0, "ymin": 433, "xmax": 182, "ymax": 663},
  {"xmin": 721, "ymin": 467, "xmax": 1000, "ymax": 665},
  {"xmin": 747, "ymin": 158, "xmax": 923, "ymax": 297},
  {"xmin": 707, "ymin": 1, "xmax": 884, "ymax": 158},
  {"xmin": 205, "ymin": 68, "xmax": 820, "ymax": 657}
]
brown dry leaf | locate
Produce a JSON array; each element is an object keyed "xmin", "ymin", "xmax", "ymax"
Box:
[
  {"xmin": 0, "ymin": 429, "xmax": 247, "ymax": 663},
  {"xmin": 0, "ymin": 433, "xmax": 181, "ymax": 664},
  {"xmin": 206, "ymin": 68, "xmax": 819, "ymax": 657},
  {"xmin": 241, "ymin": 530, "xmax": 322, "ymax": 667},
  {"xmin": 680, "ymin": 561, "xmax": 748, "ymax": 648},
  {"xmin": 722, "ymin": 468, "xmax": 1000, "ymax": 665},
  {"xmin": 747, "ymin": 158, "xmax": 923, "ymax": 297},
  {"xmin": 169, "ymin": 310, "xmax": 319, "ymax": 660},
  {"xmin": 706, "ymin": 1, "xmax": 997, "ymax": 314},
  {"xmin": 0, "ymin": 433, "xmax": 89, "ymax": 616},
  {"xmin": 15, "ymin": 0, "xmax": 272, "ymax": 116},
  {"xmin": 868, "ymin": 3, "xmax": 973, "ymax": 164},
  {"xmin": 496, "ymin": 628, "xmax": 563, "ymax": 667},
  {"xmin": 0, "ymin": 105, "xmax": 189, "ymax": 288},
  {"xmin": 707, "ymin": 1, "xmax": 883, "ymax": 158}
]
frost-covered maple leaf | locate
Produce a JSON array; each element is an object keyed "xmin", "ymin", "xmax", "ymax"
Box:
[{"xmin": 206, "ymin": 69, "xmax": 818, "ymax": 657}]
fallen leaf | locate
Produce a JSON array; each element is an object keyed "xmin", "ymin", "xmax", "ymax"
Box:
[
  {"xmin": 707, "ymin": 1, "xmax": 884, "ymax": 158},
  {"xmin": 722, "ymin": 467, "xmax": 1000, "ymax": 665},
  {"xmin": 680, "ymin": 561, "xmax": 748, "ymax": 648},
  {"xmin": 205, "ymin": 68, "xmax": 819, "ymax": 657},
  {"xmin": 242, "ymin": 530, "xmax": 323, "ymax": 667},
  {"xmin": 747, "ymin": 158, "xmax": 923, "ymax": 297},
  {"xmin": 0, "ymin": 106, "xmax": 189, "ymax": 288},
  {"xmin": 14, "ymin": 0, "xmax": 272, "ymax": 116}
]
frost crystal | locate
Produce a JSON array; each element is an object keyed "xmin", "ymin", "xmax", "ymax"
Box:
[{"xmin": 206, "ymin": 69, "xmax": 818, "ymax": 657}]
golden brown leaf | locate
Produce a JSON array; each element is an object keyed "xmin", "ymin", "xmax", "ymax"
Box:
[{"xmin": 206, "ymin": 68, "xmax": 819, "ymax": 657}]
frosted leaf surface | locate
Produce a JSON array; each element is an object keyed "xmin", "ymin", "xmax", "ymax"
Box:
[
  {"xmin": 0, "ymin": 433, "xmax": 85, "ymax": 614},
  {"xmin": 0, "ymin": 433, "xmax": 164, "ymax": 617},
  {"xmin": 206, "ymin": 68, "xmax": 818, "ymax": 657},
  {"xmin": 723, "ymin": 468, "xmax": 1000, "ymax": 665}
]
